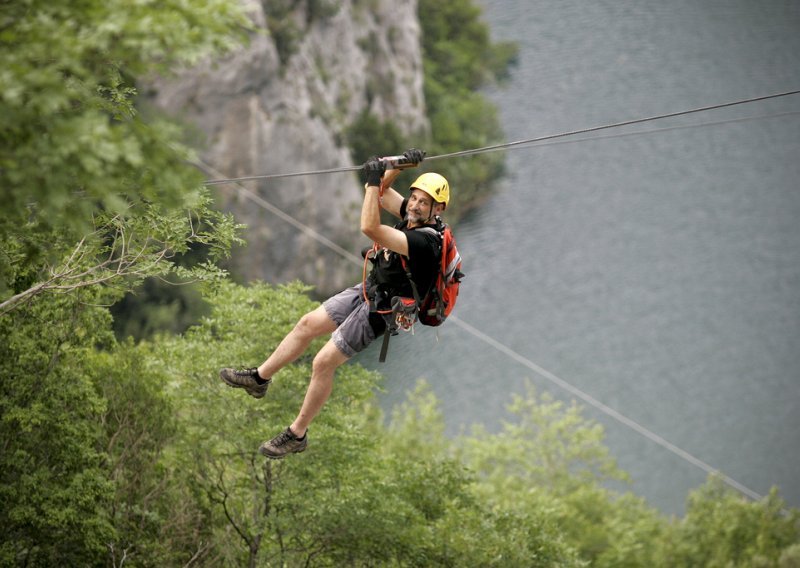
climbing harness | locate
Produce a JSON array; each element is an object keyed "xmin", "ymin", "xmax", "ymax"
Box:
[{"xmin": 361, "ymin": 240, "xmax": 419, "ymax": 362}]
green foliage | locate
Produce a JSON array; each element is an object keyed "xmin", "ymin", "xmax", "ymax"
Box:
[
  {"xmin": 0, "ymin": 290, "xmax": 218, "ymax": 566},
  {"xmin": 460, "ymin": 386, "xmax": 670, "ymax": 566},
  {"xmin": 110, "ymin": 277, "xmax": 210, "ymax": 341},
  {"xmin": 306, "ymin": 0, "xmax": 341, "ymax": 23},
  {"xmin": 153, "ymin": 280, "xmax": 394, "ymax": 565},
  {"xmin": 262, "ymin": 0, "xmax": 302, "ymax": 67},
  {"xmin": 418, "ymin": 0, "xmax": 515, "ymax": 92},
  {"xmin": 419, "ymin": 0, "xmax": 518, "ymax": 220},
  {"xmin": 346, "ymin": 109, "xmax": 410, "ymax": 168},
  {"xmin": 662, "ymin": 479, "xmax": 800, "ymax": 567},
  {"xmin": 90, "ymin": 340, "xmax": 213, "ymax": 565},
  {"xmin": 262, "ymin": 0, "xmax": 341, "ymax": 67},
  {"xmin": 463, "ymin": 386, "xmax": 627, "ymax": 496},
  {"xmin": 0, "ymin": 291, "xmax": 115, "ymax": 566},
  {"xmin": 1, "ymin": 189, "xmax": 244, "ymax": 316},
  {"xmin": 2, "ymin": 279, "xmax": 799, "ymax": 565},
  {"xmin": 142, "ymin": 282, "xmax": 583, "ymax": 565},
  {"xmin": 0, "ymin": 0, "xmax": 248, "ymax": 306},
  {"xmin": 382, "ymin": 381, "xmax": 583, "ymax": 566}
]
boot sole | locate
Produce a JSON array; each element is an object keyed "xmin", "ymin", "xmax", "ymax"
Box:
[
  {"xmin": 219, "ymin": 373, "xmax": 268, "ymax": 398},
  {"xmin": 259, "ymin": 445, "xmax": 307, "ymax": 460}
]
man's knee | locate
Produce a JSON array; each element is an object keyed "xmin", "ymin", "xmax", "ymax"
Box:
[
  {"xmin": 312, "ymin": 341, "xmax": 348, "ymax": 375},
  {"xmin": 295, "ymin": 307, "xmax": 335, "ymax": 338}
]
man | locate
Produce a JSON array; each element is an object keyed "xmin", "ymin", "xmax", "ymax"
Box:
[{"xmin": 219, "ymin": 148, "xmax": 451, "ymax": 458}]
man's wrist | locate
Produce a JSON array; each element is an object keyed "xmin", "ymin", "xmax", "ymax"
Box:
[{"xmin": 363, "ymin": 157, "xmax": 386, "ymax": 187}]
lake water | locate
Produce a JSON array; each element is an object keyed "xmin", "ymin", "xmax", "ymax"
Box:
[{"xmin": 357, "ymin": 0, "xmax": 800, "ymax": 515}]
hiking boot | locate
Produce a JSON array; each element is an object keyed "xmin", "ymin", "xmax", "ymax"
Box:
[
  {"xmin": 219, "ymin": 367, "xmax": 271, "ymax": 399},
  {"xmin": 259, "ymin": 427, "xmax": 308, "ymax": 459}
]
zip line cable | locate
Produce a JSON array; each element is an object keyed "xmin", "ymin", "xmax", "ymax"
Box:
[
  {"xmin": 463, "ymin": 110, "xmax": 800, "ymax": 156},
  {"xmin": 204, "ymin": 88, "xmax": 800, "ymax": 185},
  {"xmin": 192, "ymin": 103, "xmax": 781, "ymax": 500},
  {"xmin": 449, "ymin": 316, "xmax": 765, "ymax": 501},
  {"xmin": 195, "ymin": 159, "xmax": 362, "ymax": 265},
  {"xmin": 204, "ymin": 163, "xmax": 363, "ymax": 185},
  {"xmin": 426, "ymin": 88, "xmax": 800, "ymax": 162}
]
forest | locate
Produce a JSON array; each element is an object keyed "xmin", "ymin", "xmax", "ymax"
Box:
[{"xmin": 1, "ymin": 0, "xmax": 799, "ymax": 566}]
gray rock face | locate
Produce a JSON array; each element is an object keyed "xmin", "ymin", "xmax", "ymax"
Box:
[{"xmin": 149, "ymin": 0, "xmax": 427, "ymax": 296}]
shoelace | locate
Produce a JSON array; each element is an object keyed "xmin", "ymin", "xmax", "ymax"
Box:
[{"xmin": 273, "ymin": 430, "xmax": 294, "ymax": 446}]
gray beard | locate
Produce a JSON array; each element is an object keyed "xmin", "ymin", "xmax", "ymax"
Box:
[{"xmin": 405, "ymin": 211, "xmax": 428, "ymax": 225}]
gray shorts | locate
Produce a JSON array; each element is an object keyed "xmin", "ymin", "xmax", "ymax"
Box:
[{"xmin": 323, "ymin": 284, "xmax": 385, "ymax": 358}]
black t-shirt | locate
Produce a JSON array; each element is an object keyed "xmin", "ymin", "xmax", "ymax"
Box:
[{"xmin": 367, "ymin": 199, "xmax": 440, "ymax": 309}]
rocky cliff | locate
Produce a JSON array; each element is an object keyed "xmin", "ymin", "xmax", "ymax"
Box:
[{"xmin": 149, "ymin": 0, "xmax": 428, "ymax": 296}]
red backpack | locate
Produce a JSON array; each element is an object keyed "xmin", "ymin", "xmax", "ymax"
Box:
[{"xmin": 415, "ymin": 222, "xmax": 463, "ymax": 326}]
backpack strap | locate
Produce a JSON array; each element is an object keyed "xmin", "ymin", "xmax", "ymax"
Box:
[{"xmin": 400, "ymin": 225, "xmax": 442, "ymax": 306}]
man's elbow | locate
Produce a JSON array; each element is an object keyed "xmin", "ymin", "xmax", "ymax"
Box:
[{"xmin": 361, "ymin": 223, "xmax": 379, "ymax": 240}]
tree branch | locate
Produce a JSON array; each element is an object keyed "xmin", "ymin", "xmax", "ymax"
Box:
[{"xmin": 0, "ymin": 225, "xmax": 173, "ymax": 314}]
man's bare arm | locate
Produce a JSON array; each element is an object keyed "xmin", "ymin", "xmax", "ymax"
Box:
[
  {"xmin": 361, "ymin": 184, "xmax": 409, "ymax": 257},
  {"xmin": 378, "ymin": 168, "xmax": 404, "ymax": 218}
]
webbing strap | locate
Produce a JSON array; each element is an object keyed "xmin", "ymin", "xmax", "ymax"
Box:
[{"xmin": 379, "ymin": 329, "xmax": 391, "ymax": 362}]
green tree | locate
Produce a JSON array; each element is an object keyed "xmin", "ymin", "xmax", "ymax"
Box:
[
  {"xmin": 662, "ymin": 478, "xmax": 800, "ymax": 567},
  {"xmin": 151, "ymin": 281, "xmax": 411, "ymax": 566},
  {"xmin": 460, "ymin": 385, "xmax": 669, "ymax": 566},
  {"xmin": 0, "ymin": 0, "xmax": 251, "ymax": 564},
  {"xmin": 382, "ymin": 381, "xmax": 583, "ymax": 566},
  {"xmin": 0, "ymin": 291, "xmax": 115, "ymax": 566},
  {"xmin": 90, "ymin": 340, "xmax": 216, "ymax": 566},
  {"xmin": 149, "ymin": 282, "xmax": 580, "ymax": 566},
  {"xmin": 0, "ymin": 290, "xmax": 217, "ymax": 567},
  {"xmin": 0, "ymin": 0, "xmax": 248, "ymax": 310},
  {"xmin": 416, "ymin": 0, "xmax": 518, "ymax": 221}
]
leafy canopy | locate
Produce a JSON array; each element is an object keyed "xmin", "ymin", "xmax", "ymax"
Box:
[{"xmin": 0, "ymin": 0, "xmax": 249, "ymax": 306}]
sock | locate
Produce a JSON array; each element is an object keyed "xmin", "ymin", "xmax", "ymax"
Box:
[{"xmin": 253, "ymin": 369, "xmax": 269, "ymax": 384}]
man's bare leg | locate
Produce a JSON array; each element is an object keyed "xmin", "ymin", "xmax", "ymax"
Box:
[
  {"xmin": 289, "ymin": 339, "xmax": 349, "ymax": 437},
  {"xmin": 220, "ymin": 304, "xmax": 338, "ymax": 398},
  {"xmin": 257, "ymin": 305, "xmax": 337, "ymax": 380},
  {"xmin": 259, "ymin": 338, "xmax": 349, "ymax": 458}
]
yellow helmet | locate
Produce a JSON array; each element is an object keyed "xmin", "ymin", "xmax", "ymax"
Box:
[{"xmin": 410, "ymin": 172, "xmax": 450, "ymax": 207}]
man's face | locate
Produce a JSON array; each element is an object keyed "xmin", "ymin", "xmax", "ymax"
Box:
[{"xmin": 406, "ymin": 189, "xmax": 436, "ymax": 225}]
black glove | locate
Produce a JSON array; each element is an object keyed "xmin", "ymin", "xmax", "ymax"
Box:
[
  {"xmin": 363, "ymin": 157, "xmax": 386, "ymax": 186},
  {"xmin": 403, "ymin": 148, "xmax": 426, "ymax": 166}
]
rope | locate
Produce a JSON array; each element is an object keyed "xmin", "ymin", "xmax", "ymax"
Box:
[
  {"xmin": 204, "ymin": 164, "xmax": 362, "ymax": 185},
  {"xmin": 204, "ymin": 88, "xmax": 800, "ymax": 185}
]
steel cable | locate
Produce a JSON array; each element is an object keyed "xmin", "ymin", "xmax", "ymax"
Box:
[{"xmin": 204, "ymin": 88, "xmax": 800, "ymax": 185}]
